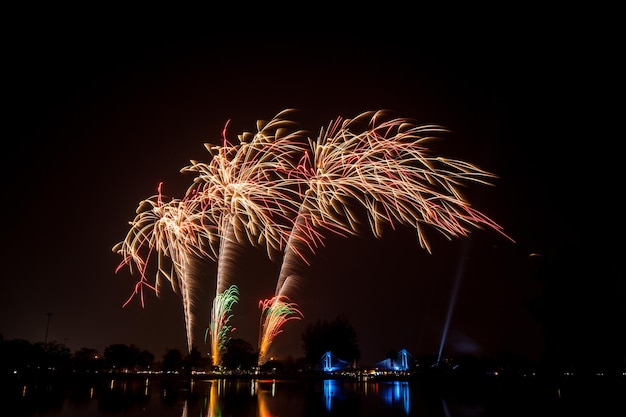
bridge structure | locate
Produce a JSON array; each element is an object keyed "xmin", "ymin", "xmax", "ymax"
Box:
[
  {"xmin": 319, "ymin": 351, "xmax": 351, "ymax": 372},
  {"xmin": 374, "ymin": 349, "xmax": 414, "ymax": 371},
  {"xmin": 318, "ymin": 348, "xmax": 415, "ymax": 372}
]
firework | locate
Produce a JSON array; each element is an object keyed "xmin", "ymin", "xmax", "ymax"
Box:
[
  {"xmin": 257, "ymin": 110, "xmax": 513, "ymax": 364},
  {"xmin": 182, "ymin": 109, "xmax": 309, "ymax": 365},
  {"xmin": 113, "ymin": 182, "xmax": 219, "ymax": 353},
  {"xmin": 290, "ymin": 110, "xmax": 510, "ymax": 253},
  {"xmin": 116, "ymin": 109, "xmax": 512, "ymax": 365},
  {"xmin": 257, "ymin": 293, "xmax": 303, "ymax": 364},
  {"xmin": 206, "ymin": 284, "xmax": 239, "ymax": 367},
  {"xmin": 182, "ymin": 110, "xmax": 309, "ymax": 260}
]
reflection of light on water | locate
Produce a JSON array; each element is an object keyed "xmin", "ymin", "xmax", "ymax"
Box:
[
  {"xmin": 204, "ymin": 379, "xmax": 235, "ymax": 417},
  {"xmin": 378, "ymin": 381, "xmax": 410, "ymax": 414},
  {"xmin": 108, "ymin": 378, "xmax": 129, "ymax": 393},
  {"xmin": 258, "ymin": 394, "xmax": 270, "ymax": 417},
  {"xmin": 207, "ymin": 381, "xmax": 220, "ymax": 417},
  {"xmin": 324, "ymin": 379, "xmax": 338, "ymax": 412},
  {"xmin": 180, "ymin": 400, "xmax": 188, "ymax": 417},
  {"xmin": 257, "ymin": 391, "xmax": 277, "ymax": 417},
  {"xmin": 177, "ymin": 380, "xmax": 192, "ymax": 417},
  {"xmin": 175, "ymin": 377, "xmax": 558, "ymax": 417},
  {"xmin": 21, "ymin": 377, "xmax": 579, "ymax": 416},
  {"xmin": 202, "ymin": 393, "xmax": 208, "ymax": 417},
  {"xmin": 401, "ymin": 383, "xmax": 410, "ymax": 414},
  {"xmin": 442, "ymin": 398, "xmax": 451, "ymax": 417},
  {"xmin": 256, "ymin": 379, "xmax": 279, "ymax": 417}
]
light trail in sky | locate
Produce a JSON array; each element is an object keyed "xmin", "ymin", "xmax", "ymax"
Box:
[
  {"xmin": 182, "ymin": 109, "xmax": 308, "ymax": 365},
  {"xmin": 257, "ymin": 110, "xmax": 513, "ymax": 364},
  {"xmin": 116, "ymin": 109, "xmax": 513, "ymax": 365},
  {"xmin": 113, "ymin": 182, "xmax": 219, "ymax": 353}
]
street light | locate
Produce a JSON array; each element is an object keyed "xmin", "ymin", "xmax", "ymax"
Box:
[{"xmin": 44, "ymin": 312, "xmax": 52, "ymax": 347}]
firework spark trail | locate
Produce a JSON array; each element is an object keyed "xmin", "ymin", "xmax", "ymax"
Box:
[
  {"xmin": 259, "ymin": 112, "xmax": 445, "ymax": 363},
  {"xmin": 113, "ymin": 182, "xmax": 219, "ymax": 353},
  {"xmin": 257, "ymin": 110, "xmax": 514, "ymax": 364},
  {"xmin": 257, "ymin": 294, "xmax": 302, "ymax": 363},
  {"xmin": 207, "ymin": 283, "xmax": 239, "ymax": 367},
  {"xmin": 182, "ymin": 110, "xmax": 308, "ymax": 260},
  {"xmin": 115, "ymin": 109, "xmax": 513, "ymax": 365},
  {"xmin": 301, "ymin": 110, "xmax": 513, "ymax": 251},
  {"xmin": 182, "ymin": 109, "xmax": 309, "ymax": 365},
  {"xmin": 258, "ymin": 114, "xmax": 390, "ymax": 365},
  {"xmin": 202, "ymin": 218, "xmax": 241, "ymax": 366}
]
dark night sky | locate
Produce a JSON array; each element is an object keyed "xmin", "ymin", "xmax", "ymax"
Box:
[{"xmin": 2, "ymin": 11, "xmax": 622, "ymax": 366}]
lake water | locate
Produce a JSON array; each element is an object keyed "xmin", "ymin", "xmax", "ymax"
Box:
[{"xmin": 5, "ymin": 374, "xmax": 624, "ymax": 416}]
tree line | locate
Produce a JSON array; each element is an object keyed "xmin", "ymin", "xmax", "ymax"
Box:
[
  {"xmin": 0, "ymin": 314, "xmax": 360, "ymax": 379},
  {"xmin": 4, "ymin": 297, "xmax": 623, "ymax": 382}
]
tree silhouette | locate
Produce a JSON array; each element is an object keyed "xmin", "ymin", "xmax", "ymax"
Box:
[
  {"xmin": 0, "ymin": 338, "xmax": 44, "ymax": 377},
  {"xmin": 221, "ymin": 338, "xmax": 257, "ymax": 371},
  {"xmin": 138, "ymin": 349, "xmax": 155, "ymax": 370},
  {"xmin": 302, "ymin": 314, "xmax": 360, "ymax": 367},
  {"xmin": 104, "ymin": 344, "xmax": 142, "ymax": 372},
  {"xmin": 161, "ymin": 348, "xmax": 184, "ymax": 372},
  {"xmin": 183, "ymin": 345, "xmax": 209, "ymax": 372},
  {"xmin": 73, "ymin": 347, "xmax": 103, "ymax": 373}
]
